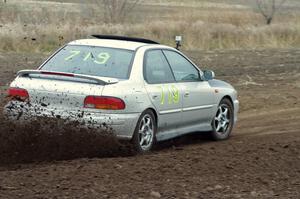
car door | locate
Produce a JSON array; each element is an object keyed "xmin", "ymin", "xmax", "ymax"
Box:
[
  {"xmin": 163, "ymin": 50, "xmax": 215, "ymax": 126},
  {"xmin": 143, "ymin": 49, "xmax": 183, "ymax": 133}
]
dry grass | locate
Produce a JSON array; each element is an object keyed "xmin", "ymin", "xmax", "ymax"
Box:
[{"xmin": 0, "ymin": 0, "xmax": 299, "ymax": 52}]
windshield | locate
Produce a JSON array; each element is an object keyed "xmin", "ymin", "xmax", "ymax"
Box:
[{"xmin": 41, "ymin": 45, "xmax": 134, "ymax": 79}]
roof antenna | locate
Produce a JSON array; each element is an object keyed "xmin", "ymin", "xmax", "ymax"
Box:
[{"xmin": 175, "ymin": 36, "xmax": 182, "ymax": 50}]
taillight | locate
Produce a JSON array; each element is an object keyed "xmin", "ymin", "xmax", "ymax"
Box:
[
  {"xmin": 7, "ymin": 87, "xmax": 29, "ymax": 101},
  {"xmin": 84, "ymin": 96, "xmax": 125, "ymax": 110}
]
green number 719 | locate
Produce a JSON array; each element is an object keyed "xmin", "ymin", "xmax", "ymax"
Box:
[{"xmin": 65, "ymin": 51, "xmax": 110, "ymax": 64}]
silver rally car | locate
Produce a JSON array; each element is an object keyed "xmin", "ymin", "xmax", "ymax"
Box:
[{"xmin": 4, "ymin": 35, "xmax": 239, "ymax": 152}]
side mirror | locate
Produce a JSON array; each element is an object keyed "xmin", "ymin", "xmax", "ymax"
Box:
[{"xmin": 203, "ymin": 70, "xmax": 215, "ymax": 81}]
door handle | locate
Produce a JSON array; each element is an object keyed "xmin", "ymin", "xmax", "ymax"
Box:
[
  {"xmin": 152, "ymin": 95, "xmax": 158, "ymax": 100},
  {"xmin": 184, "ymin": 92, "xmax": 190, "ymax": 97}
]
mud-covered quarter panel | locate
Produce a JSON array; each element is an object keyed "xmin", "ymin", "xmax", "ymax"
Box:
[{"xmin": 100, "ymin": 81, "xmax": 155, "ymax": 139}]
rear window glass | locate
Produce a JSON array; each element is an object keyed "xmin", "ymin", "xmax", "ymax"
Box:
[{"xmin": 41, "ymin": 45, "xmax": 134, "ymax": 79}]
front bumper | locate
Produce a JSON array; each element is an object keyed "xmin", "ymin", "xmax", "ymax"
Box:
[
  {"xmin": 4, "ymin": 101, "xmax": 140, "ymax": 139},
  {"xmin": 233, "ymin": 99, "xmax": 239, "ymax": 124}
]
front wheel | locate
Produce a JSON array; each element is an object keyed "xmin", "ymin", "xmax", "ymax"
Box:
[
  {"xmin": 132, "ymin": 110, "xmax": 156, "ymax": 153},
  {"xmin": 211, "ymin": 98, "xmax": 234, "ymax": 140}
]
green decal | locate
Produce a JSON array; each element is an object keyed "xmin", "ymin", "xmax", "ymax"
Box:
[
  {"xmin": 171, "ymin": 85, "xmax": 180, "ymax": 104},
  {"xmin": 65, "ymin": 51, "xmax": 111, "ymax": 64},
  {"xmin": 158, "ymin": 85, "xmax": 180, "ymax": 105},
  {"xmin": 83, "ymin": 52, "xmax": 92, "ymax": 61},
  {"xmin": 159, "ymin": 86, "xmax": 165, "ymax": 105},
  {"xmin": 94, "ymin": 52, "xmax": 111, "ymax": 64},
  {"xmin": 65, "ymin": 50, "xmax": 80, "ymax": 61},
  {"xmin": 168, "ymin": 88, "xmax": 173, "ymax": 104}
]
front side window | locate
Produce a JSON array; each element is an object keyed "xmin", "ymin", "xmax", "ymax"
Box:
[
  {"xmin": 163, "ymin": 50, "xmax": 200, "ymax": 82},
  {"xmin": 144, "ymin": 50, "xmax": 175, "ymax": 84},
  {"xmin": 41, "ymin": 45, "xmax": 134, "ymax": 79}
]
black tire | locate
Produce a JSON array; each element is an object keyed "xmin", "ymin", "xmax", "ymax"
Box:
[
  {"xmin": 211, "ymin": 98, "xmax": 234, "ymax": 140},
  {"xmin": 132, "ymin": 110, "xmax": 157, "ymax": 153}
]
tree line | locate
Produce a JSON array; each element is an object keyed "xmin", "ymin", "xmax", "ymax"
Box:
[{"xmin": 1, "ymin": 0, "xmax": 288, "ymax": 25}]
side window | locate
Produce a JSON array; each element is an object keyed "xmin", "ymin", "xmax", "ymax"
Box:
[
  {"xmin": 144, "ymin": 50, "xmax": 175, "ymax": 84},
  {"xmin": 163, "ymin": 50, "xmax": 200, "ymax": 82}
]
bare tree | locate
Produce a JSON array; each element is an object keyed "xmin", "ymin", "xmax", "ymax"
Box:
[
  {"xmin": 93, "ymin": 0, "xmax": 141, "ymax": 23},
  {"xmin": 256, "ymin": 0, "xmax": 287, "ymax": 25}
]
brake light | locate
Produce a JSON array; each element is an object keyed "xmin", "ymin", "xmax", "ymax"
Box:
[
  {"xmin": 41, "ymin": 71, "xmax": 75, "ymax": 77},
  {"xmin": 84, "ymin": 96, "xmax": 125, "ymax": 110},
  {"xmin": 7, "ymin": 87, "xmax": 29, "ymax": 101}
]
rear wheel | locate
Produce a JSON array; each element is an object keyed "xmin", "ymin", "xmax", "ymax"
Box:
[
  {"xmin": 211, "ymin": 98, "xmax": 234, "ymax": 140},
  {"xmin": 132, "ymin": 110, "xmax": 156, "ymax": 153}
]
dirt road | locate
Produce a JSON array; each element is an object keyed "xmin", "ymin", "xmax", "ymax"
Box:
[{"xmin": 0, "ymin": 49, "xmax": 299, "ymax": 198}]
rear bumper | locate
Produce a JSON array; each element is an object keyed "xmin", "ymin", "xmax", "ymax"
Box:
[
  {"xmin": 4, "ymin": 102, "xmax": 140, "ymax": 139},
  {"xmin": 233, "ymin": 99, "xmax": 239, "ymax": 124}
]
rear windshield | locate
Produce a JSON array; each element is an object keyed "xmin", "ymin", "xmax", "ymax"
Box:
[{"xmin": 41, "ymin": 45, "xmax": 134, "ymax": 79}]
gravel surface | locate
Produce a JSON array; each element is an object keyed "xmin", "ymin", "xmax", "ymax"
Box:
[{"xmin": 0, "ymin": 49, "xmax": 299, "ymax": 198}]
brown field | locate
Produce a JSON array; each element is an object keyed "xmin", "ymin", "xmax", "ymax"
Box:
[
  {"xmin": 0, "ymin": 0, "xmax": 300, "ymax": 52},
  {"xmin": 0, "ymin": 49, "xmax": 299, "ymax": 198}
]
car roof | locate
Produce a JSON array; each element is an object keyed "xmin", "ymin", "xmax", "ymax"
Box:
[{"xmin": 69, "ymin": 39, "xmax": 159, "ymax": 51}]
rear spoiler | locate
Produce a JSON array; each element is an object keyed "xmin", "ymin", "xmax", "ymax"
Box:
[{"xmin": 17, "ymin": 70, "xmax": 119, "ymax": 85}]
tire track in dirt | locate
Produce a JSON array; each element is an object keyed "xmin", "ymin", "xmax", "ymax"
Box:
[{"xmin": 235, "ymin": 107, "xmax": 300, "ymax": 137}]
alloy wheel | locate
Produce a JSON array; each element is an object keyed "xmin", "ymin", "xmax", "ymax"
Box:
[
  {"xmin": 138, "ymin": 114, "xmax": 154, "ymax": 150},
  {"xmin": 214, "ymin": 105, "xmax": 231, "ymax": 134}
]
